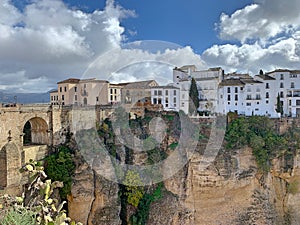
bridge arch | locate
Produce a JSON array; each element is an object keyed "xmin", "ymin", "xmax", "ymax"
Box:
[{"xmin": 22, "ymin": 117, "xmax": 49, "ymax": 145}]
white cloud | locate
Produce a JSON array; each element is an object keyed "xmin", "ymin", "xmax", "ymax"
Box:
[
  {"xmin": 218, "ymin": 0, "xmax": 300, "ymax": 44},
  {"xmin": 0, "ymin": 0, "xmax": 137, "ymax": 92},
  {"xmin": 205, "ymin": 0, "xmax": 300, "ymax": 75},
  {"xmin": 0, "ymin": 0, "xmax": 205, "ymax": 94}
]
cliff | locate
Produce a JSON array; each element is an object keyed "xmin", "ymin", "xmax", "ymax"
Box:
[{"xmin": 66, "ymin": 113, "xmax": 300, "ymax": 225}]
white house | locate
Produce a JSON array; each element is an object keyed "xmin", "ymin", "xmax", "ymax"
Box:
[{"xmin": 151, "ymin": 84, "xmax": 180, "ymax": 111}]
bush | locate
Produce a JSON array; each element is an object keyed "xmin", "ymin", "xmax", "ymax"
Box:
[{"xmin": 45, "ymin": 146, "xmax": 76, "ymax": 199}]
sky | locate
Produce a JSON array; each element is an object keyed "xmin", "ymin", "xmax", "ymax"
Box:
[{"xmin": 1, "ymin": 0, "xmax": 300, "ymax": 92}]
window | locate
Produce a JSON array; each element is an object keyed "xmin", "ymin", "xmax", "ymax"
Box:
[
  {"xmin": 266, "ymin": 92, "xmax": 269, "ymax": 98},
  {"xmin": 255, "ymin": 108, "xmax": 259, "ymax": 111},
  {"xmin": 280, "ymin": 91, "xmax": 284, "ymax": 98},
  {"xmin": 289, "ymin": 100, "xmax": 292, "ymax": 106},
  {"xmin": 280, "ymin": 83, "xmax": 284, "ymax": 88},
  {"xmin": 62, "ymin": 95, "xmax": 64, "ymax": 101},
  {"xmin": 51, "ymin": 96, "xmax": 53, "ymax": 101},
  {"xmin": 115, "ymin": 89, "xmax": 117, "ymax": 94},
  {"xmin": 165, "ymin": 90, "xmax": 168, "ymax": 95},
  {"xmin": 227, "ymin": 95, "xmax": 231, "ymax": 101},
  {"xmin": 235, "ymin": 95, "xmax": 238, "ymax": 101},
  {"xmin": 60, "ymin": 87, "xmax": 62, "ymax": 92},
  {"xmin": 266, "ymin": 83, "xmax": 269, "ymax": 89},
  {"xmin": 154, "ymin": 90, "xmax": 157, "ymax": 95},
  {"xmin": 240, "ymin": 87, "xmax": 244, "ymax": 91},
  {"xmin": 114, "ymin": 96, "xmax": 117, "ymax": 101},
  {"xmin": 247, "ymin": 87, "xmax": 251, "ymax": 92},
  {"xmin": 266, "ymin": 100, "xmax": 269, "ymax": 104},
  {"xmin": 64, "ymin": 86, "xmax": 67, "ymax": 92},
  {"xmin": 153, "ymin": 98, "xmax": 157, "ymax": 104},
  {"xmin": 256, "ymin": 94, "xmax": 261, "ymax": 100},
  {"xmin": 96, "ymin": 97, "xmax": 99, "ymax": 102},
  {"xmin": 74, "ymin": 87, "xmax": 77, "ymax": 92},
  {"xmin": 227, "ymin": 87, "xmax": 231, "ymax": 93},
  {"xmin": 173, "ymin": 97, "xmax": 176, "ymax": 104},
  {"xmin": 291, "ymin": 82, "xmax": 295, "ymax": 88},
  {"xmin": 247, "ymin": 95, "xmax": 251, "ymax": 100},
  {"xmin": 235, "ymin": 87, "xmax": 238, "ymax": 93},
  {"xmin": 181, "ymin": 102, "xmax": 184, "ymax": 107},
  {"xmin": 297, "ymin": 100, "xmax": 300, "ymax": 106},
  {"xmin": 110, "ymin": 89, "xmax": 113, "ymax": 94},
  {"xmin": 257, "ymin": 102, "xmax": 259, "ymax": 104},
  {"xmin": 280, "ymin": 74, "xmax": 284, "ymax": 80},
  {"xmin": 75, "ymin": 95, "xmax": 77, "ymax": 101},
  {"xmin": 158, "ymin": 90, "xmax": 162, "ymax": 95},
  {"xmin": 110, "ymin": 95, "xmax": 113, "ymax": 101},
  {"xmin": 228, "ymin": 102, "xmax": 230, "ymax": 105},
  {"xmin": 173, "ymin": 90, "xmax": 176, "ymax": 95},
  {"xmin": 246, "ymin": 103, "xmax": 251, "ymax": 106}
]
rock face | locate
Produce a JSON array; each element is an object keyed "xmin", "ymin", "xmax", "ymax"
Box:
[
  {"xmin": 68, "ymin": 156, "xmax": 121, "ymax": 225},
  {"xmin": 66, "ymin": 114, "xmax": 300, "ymax": 225},
  {"xmin": 161, "ymin": 146, "xmax": 300, "ymax": 225}
]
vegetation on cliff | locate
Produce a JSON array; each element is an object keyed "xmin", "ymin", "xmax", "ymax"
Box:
[{"xmin": 225, "ymin": 116, "xmax": 300, "ymax": 172}]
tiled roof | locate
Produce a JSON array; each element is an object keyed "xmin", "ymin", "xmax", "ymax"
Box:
[
  {"xmin": 119, "ymin": 80, "xmax": 158, "ymax": 89},
  {"xmin": 57, "ymin": 78, "xmax": 80, "ymax": 84},
  {"xmin": 219, "ymin": 79, "xmax": 245, "ymax": 86},
  {"xmin": 255, "ymin": 74, "xmax": 276, "ymax": 80},
  {"xmin": 241, "ymin": 78, "xmax": 262, "ymax": 84}
]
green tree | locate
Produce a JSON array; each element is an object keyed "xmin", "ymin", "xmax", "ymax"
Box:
[
  {"xmin": 189, "ymin": 77, "xmax": 199, "ymax": 115},
  {"xmin": 276, "ymin": 93, "xmax": 283, "ymax": 115},
  {"xmin": 123, "ymin": 170, "xmax": 145, "ymax": 207}
]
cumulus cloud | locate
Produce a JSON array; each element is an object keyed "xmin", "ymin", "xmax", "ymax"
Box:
[
  {"xmin": 0, "ymin": 0, "xmax": 205, "ymax": 93},
  {"xmin": 205, "ymin": 0, "xmax": 300, "ymax": 75},
  {"xmin": 0, "ymin": 0, "xmax": 135, "ymax": 92}
]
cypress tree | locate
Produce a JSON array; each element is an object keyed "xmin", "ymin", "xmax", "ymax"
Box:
[
  {"xmin": 276, "ymin": 93, "xmax": 283, "ymax": 115},
  {"xmin": 189, "ymin": 77, "xmax": 199, "ymax": 115}
]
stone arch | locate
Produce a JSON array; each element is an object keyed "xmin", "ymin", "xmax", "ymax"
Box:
[
  {"xmin": 0, "ymin": 142, "xmax": 20, "ymax": 189},
  {"xmin": 22, "ymin": 117, "xmax": 48, "ymax": 145}
]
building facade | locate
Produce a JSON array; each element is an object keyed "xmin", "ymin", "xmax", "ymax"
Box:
[{"xmin": 151, "ymin": 85, "xmax": 180, "ymax": 111}]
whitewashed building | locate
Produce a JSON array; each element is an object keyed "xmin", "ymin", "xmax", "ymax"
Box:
[
  {"xmin": 173, "ymin": 66, "xmax": 224, "ymax": 115},
  {"xmin": 151, "ymin": 84, "xmax": 180, "ymax": 111}
]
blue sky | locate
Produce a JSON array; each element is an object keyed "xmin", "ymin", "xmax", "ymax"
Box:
[
  {"xmin": 62, "ymin": 0, "xmax": 253, "ymax": 53},
  {"xmin": 1, "ymin": 0, "xmax": 300, "ymax": 92}
]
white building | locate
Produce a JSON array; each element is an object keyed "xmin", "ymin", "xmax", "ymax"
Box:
[
  {"xmin": 151, "ymin": 85, "xmax": 180, "ymax": 111},
  {"xmin": 265, "ymin": 69, "xmax": 300, "ymax": 117},
  {"xmin": 173, "ymin": 66, "xmax": 224, "ymax": 115}
]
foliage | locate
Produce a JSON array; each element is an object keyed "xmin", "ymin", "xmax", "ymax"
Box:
[
  {"xmin": 225, "ymin": 116, "xmax": 290, "ymax": 172},
  {"xmin": 189, "ymin": 77, "xmax": 199, "ymax": 115},
  {"xmin": 0, "ymin": 160, "xmax": 82, "ymax": 225},
  {"xmin": 168, "ymin": 142, "xmax": 178, "ymax": 150},
  {"xmin": 44, "ymin": 146, "xmax": 76, "ymax": 199},
  {"xmin": 123, "ymin": 170, "xmax": 145, "ymax": 207},
  {"xmin": 130, "ymin": 183, "xmax": 163, "ymax": 225}
]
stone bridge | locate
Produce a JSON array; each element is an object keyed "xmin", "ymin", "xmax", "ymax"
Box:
[{"xmin": 0, "ymin": 104, "xmax": 71, "ymax": 194}]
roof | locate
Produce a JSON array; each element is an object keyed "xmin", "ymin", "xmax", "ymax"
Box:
[
  {"xmin": 119, "ymin": 80, "xmax": 158, "ymax": 89},
  {"xmin": 151, "ymin": 85, "xmax": 180, "ymax": 90},
  {"xmin": 219, "ymin": 79, "xmax": 245, "ymax": 87},
  {"xmin": 49, "ymin": 89, "xmax": 58, "ymax": 93},
  {"xmin": 57, "ymin": 78, "xmax": 80, "ymax": 84},
  {"xmin": 79, "ymin": 78, "xmax": 108, "ymax": 83},
  {"xmin": 266, "ymin": 69, "xmax": 292, "ymax": 74},
  {"xmin": 241, "ymin": 78, "xmax": 263, "ymax": 84},
  {"xmin": 225, "ymin": 73, "xmax": 252, "ymax": 79},
  {"xmin": 255, "ymin": 74, "xmax": 276, "ymax": 80}
]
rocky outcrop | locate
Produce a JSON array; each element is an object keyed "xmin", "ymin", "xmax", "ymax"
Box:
[{"xmin": 67, "ymin": 156, "xmax": 120, "ymax": 225}]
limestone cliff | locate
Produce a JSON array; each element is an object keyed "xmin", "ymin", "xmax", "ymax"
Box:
[{"xmin": 66, "ymin": 114, "xmax": 300, "ymax": 225}]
